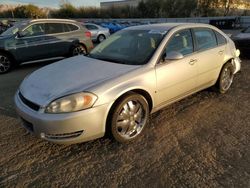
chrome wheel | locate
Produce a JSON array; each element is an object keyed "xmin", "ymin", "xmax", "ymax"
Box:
[
  {"xmin": 98, "ymin": 35, "xmax": 105, "ymax": 43},
  {"xmin": 115, "ymin": 100, "xmax": 146, "ymax": 139},
  {"xmin": 0, "ymin": 55, "xmax": 11, "ymax": 73},
  {"xmin": 221, "ymin": 67, "xmax": 233, "ymax": 91},
  {"xmin": 72, "ymin": 45, "xmax": 86, "ymax": 56}
]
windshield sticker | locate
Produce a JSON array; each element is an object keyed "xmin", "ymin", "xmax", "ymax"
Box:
[{"xmin": 148, "ymin": 30, "xmax": 167, "ymax": 35}]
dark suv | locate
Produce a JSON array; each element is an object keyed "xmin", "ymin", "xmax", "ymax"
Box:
[{"xmin": 0, "ymin": 19, "xmax": 93, "ymax": 74}]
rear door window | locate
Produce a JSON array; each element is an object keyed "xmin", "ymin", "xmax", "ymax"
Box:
[
  {"xmin": 215, "ymin": 31, "xmax": 227, "ymax": 45},
  {"xmin": 45, "ymin": 23, "xmax": 64, "ymax": 34},
  {"xmin": 85, "ymin": 24, "xmax": 98, "ymax": 30},
  {"xmin": 193, "ymin": 28, "xmax": 217, "ymax": 51},
  {"xmin": 63, "ymin": 24, "xmax": 71, "ymax": 32}
]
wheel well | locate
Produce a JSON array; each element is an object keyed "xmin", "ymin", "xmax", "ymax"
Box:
[
  {"xmin": 222, "ymin": 58, "xmax": 234, "ymax": 72},
  {"xmin": 98, "ymin": 34, "xmax": 105, "ymax": 38},
  {"xmin": 78, "ymin": 42, "xmax": 88, "ymax": 53},
  {"xmin": 130, "ymin": 89, "xmax": 153, "ymax": 111},
  {"xmin": 0, "ymin": 49, "xmax": 16, "ymax": 62},
  {"xmin": 78, "ymin": 42, "xmax": 87, "ymax": 49},
  {"xmin": 69, "ymin": 42, "xmax": 87, "ymax": 56},
  {"xmin": 105, "ymin": 89, "xmax": 153, "ymax": 136},
  {"xmin": 216, "ymin": 58, "xmax": 234, "ymax": 85}
]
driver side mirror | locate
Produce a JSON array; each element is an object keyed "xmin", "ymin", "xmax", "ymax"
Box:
[
  {"xmin": 17, "ymin": 31, "xmax": 25, "ymax": 38},
  {"xmin": 165, "ymin": 51, "xmax": 184, "ymax": 61}
]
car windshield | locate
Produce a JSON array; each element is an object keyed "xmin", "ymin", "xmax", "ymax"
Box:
[
  {"xmin": 1, "ymin": 21, "xmax": 28, "ymax": 36},
  {"xmin": 89, "ymin": 29, "xmax": 166, "ymax": 65}
]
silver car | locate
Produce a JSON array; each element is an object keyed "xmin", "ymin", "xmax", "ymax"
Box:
[
  {"xmin": 15, "ymin": 23, "xmax": 241, "ymax": 144},
  {"xmin": 83, "ymin": 23, "xmax": 110, "ymax": 43}
]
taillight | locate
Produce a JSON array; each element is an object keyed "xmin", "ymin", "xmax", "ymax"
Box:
[{"xmin": 85, "ymin": 31, "xmax": 91, "ymax": 38}]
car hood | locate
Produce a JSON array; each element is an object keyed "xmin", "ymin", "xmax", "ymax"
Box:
[{"xmin": 19, "ymin": 56, "xmax": 139, "ymax": 106}]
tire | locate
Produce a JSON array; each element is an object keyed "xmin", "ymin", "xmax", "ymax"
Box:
[
  {"xmin": 110, "ymin": 93, "xmax": 149, "ymax": 143},
  {"xmin": 0, "ymin": 52, "xmax": 14, "ymax": 74},
  {"xmin": 71, "ymin": 44, "xmax": 87, "ymax": 56},
  {"xmin": 97, "ymin": 34, "xmax": 106, "ymax": 43},
  {"xmin": 216, "ymin": 62, "xmax": 234, "ymax": 94}
]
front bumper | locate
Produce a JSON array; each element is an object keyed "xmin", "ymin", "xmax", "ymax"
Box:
[{"xmin": 15, "ymin": 93, "xmax": 110, "ymax": 144}]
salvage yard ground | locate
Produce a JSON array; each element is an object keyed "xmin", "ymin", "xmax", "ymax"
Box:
[{"xmin": 0, "ymin": 59, "xmax": 249, "ymax": 187}]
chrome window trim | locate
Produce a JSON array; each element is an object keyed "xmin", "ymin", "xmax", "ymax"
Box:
[
  {"xmin": 16, "ymin": 22, "xmax": 80, "ymax": 40},
  {"xmin": 156, "ymin": 26, "xmax": 228, "ymax": 66}
]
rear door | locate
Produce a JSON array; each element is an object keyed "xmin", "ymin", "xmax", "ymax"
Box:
[
  {"xmin": 192, "ymin": 28, "xmax": 225, "ymax": 88},
  {"xmin": 43, "ymin": 22, "xmax": 70, "ymax": 57},
  {"xmin": 44, "ymin": 23, "xmax": 80, "ymax": 57}
]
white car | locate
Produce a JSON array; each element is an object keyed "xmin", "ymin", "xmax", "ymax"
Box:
[
  {"xmin": 15, "ymin": 23, "xmax": 241, "ymax": 144},
  {"xmin": 83, "ymin": 23, "xmax": 110, "ymax": 43}
]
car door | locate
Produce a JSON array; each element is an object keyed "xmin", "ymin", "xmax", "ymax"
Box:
[
  {"xmin": 192, "ymin": 28, "xmax": 225, "ymax": 88},
  {"xmin": 43, "ymin": 22, "xmax": 79, "ymax": 57},
  {"xmin": 155, "ymin": 29, "xmax": 198, "ymax": 106},
  {"xmin": 15, "ymin": 23, "xmax": 47, "ymax": 62}
]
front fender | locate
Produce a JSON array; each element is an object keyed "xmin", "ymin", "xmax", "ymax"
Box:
[{"xmin": 93, "ymin": 67, "xmax": 157, "ymax": 108}]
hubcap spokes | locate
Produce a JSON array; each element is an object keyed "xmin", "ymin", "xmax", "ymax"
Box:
[
  {"xmin": 99, "ymin": 36, "xmax": 105, "ymax": 42},
  {"xmin": 221, "ymin": 68, "xmax": 233, "ymax": 90},
  {"xmin": 116, "ymin": 100, "xmax": 145, "ymax": 139},
  {"xmin": 0, "ymin": 55, "xmax": 10, "ymax": 73},
  {"xmin": 73, "ymin": 46, "xmax": 85, "ymax": 56}
]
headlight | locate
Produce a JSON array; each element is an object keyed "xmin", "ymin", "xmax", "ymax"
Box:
[{"xmin": 45, "ymin": 92, "xmax": 97, "ymax": 113}]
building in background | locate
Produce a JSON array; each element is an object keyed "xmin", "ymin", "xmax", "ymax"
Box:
[{"xmin": 100, "ymin": 0, "xmax": 141, "ymax": 9}]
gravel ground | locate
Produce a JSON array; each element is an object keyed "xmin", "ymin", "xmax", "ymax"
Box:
[{"xmin": 0, "ymin": 59, "xmax": 249, "ymax": 187}]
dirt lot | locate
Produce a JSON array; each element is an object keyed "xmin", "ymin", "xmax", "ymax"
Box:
[{"xmin": 0, "ymin": 59, "xmax": 249, "ymax": 187}]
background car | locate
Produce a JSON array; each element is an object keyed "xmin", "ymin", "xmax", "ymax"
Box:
[
  {"xmin": 100, "ymin": 22, "xmax": 124, "ymax": 34},
  {"xmin": 0, "ymin": 19, "xmax": 16, "ymax": 34},
  {"xmin": 0, "ymin": 19, "xmax": 93, "ymax": 74},
  {"xmin": 83, "ymin": 23, "xmax": 110, "ymax": 43},
  {"xmin": 15, "ymin": 23, "xmax": 241, "ymax": 145},
  {"xmin": 231, "ymin": 26, "xmax": 250, "ymax": 57}
]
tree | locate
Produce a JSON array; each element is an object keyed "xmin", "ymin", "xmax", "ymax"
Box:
[
  {"xmin": 137, "ymin": 1, "xmax": 148, "ymax": 17},
  {"xmin": 13, "ymin": 4, "xmax": 46, "ymax": 18},
  {"xmin": 51, "ymin": 3, "xmax": 77, "ymax": 18},
  {"xmin": 197, "ymin": 0, "xmax": 219, "ymax": 16},
  {"xmin": 219, "ymin": 0, "xmax": 244, "ymax": 16}
]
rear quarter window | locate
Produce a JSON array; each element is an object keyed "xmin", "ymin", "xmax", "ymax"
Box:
[
  {"xmin": 215, "ymin": 31, "xmax": 227, "ymax": 45},
  {"xmin": 67, "ymin": 24, "xmax": 79, "ymax": 32},
  {"xmin": 45, "ymin": 23, "xmax": 64, "ymax": 34}
]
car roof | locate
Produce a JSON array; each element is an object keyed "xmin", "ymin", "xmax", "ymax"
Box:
[
  {"xmin": 30, "ymin": 19, "xmax": 77, "ymax": 23},
  {"xmin": 125, "ymin": 23, "xmax": 214, "ymax": 31}
]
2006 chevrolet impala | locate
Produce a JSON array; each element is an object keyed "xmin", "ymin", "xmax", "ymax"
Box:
[{"xmin": 15, "ymin": 23, "xmax": 241, "ymax": 144}]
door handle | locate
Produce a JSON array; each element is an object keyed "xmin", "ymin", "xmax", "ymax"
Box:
[
  {"xmin": 219, "ymin": 50, "xmax": 224, "ymax": 55},
  {"xmin": 189, "ymin": 59, "xmax": 197, "ymax": 65}
]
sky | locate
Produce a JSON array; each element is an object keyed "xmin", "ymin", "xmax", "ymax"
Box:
[{"xmin": 1, "ymin": 0, "xmax": 120, "ymax": 8}]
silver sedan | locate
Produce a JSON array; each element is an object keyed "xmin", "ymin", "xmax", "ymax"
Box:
[
  {"xmin": 15, "ymin": 23, "xmax": 241, "ymax": 144},
  {"xmin": 83, "ymin": 23, "xmax": 110, "ymax": 43}
]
